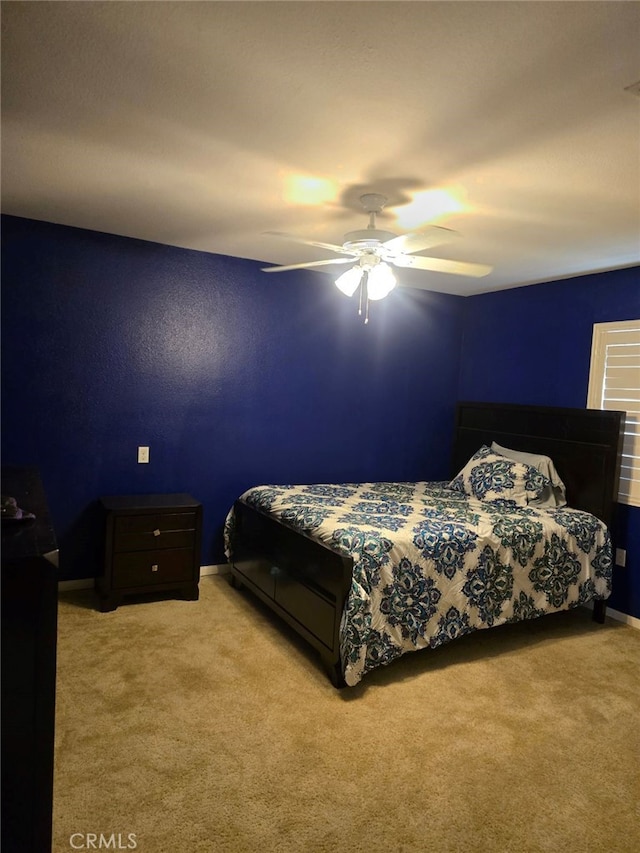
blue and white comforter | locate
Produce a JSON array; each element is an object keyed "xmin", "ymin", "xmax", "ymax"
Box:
[{"xmin": 224, "ymin": 481, "xmax": 612, "ymax": 687}]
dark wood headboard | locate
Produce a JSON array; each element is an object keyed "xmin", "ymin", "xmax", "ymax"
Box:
[{"xmin": 451, "ymin": 402, "xmax": 624, "ymax": 526}]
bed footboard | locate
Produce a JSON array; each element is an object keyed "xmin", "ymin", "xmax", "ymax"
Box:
[{"xmin": 229, "ymin": 502, "xmax": 352, "ymax": 687}]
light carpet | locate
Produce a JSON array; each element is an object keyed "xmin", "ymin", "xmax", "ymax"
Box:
[{"xmin": 53, "ymin": 576, "xmax": 640, "ymax": 853}]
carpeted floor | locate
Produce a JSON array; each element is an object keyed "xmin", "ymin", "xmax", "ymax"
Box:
[{"xmin": 53, "ymin": 576, "xmax": 640, "ymax": 853}]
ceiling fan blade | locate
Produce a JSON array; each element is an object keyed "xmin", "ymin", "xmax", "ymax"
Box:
[
  {"xmin": 394, "ymin": 255, "xmax": 493, "ymax": 277},
  {"xmin": 261, "ymin": 258, "xmax": 354, "ymax": 273},
  {"xmin": 263, "ymin": 231, "xmax": 352, "ymax": 255},
  {"xmin": 382, "ymin": 225, "xmax": 459, "ymax": 255}
]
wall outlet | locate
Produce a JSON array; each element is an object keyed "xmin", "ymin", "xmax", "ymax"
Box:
[
  {"xmin": 615, "ymin": 548, "xmax": 626, "ymax": 568},
  {"xmin": 137, "ymin": 446, "xmax": 149, "ymax": 464}
]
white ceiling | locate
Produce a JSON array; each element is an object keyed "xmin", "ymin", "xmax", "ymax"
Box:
[{"xmin": 2, "ymin": 1, "xmax": 639, "ymax": 296}]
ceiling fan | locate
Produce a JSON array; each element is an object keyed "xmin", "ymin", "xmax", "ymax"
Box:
[{"xmin": 261, "ymin": 193, "xmax": 493, "ymax": 315}]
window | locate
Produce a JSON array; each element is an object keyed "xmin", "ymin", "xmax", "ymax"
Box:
[{"xmin": 587, "ymin": 319, "xmax": 640, "ymax": 507}]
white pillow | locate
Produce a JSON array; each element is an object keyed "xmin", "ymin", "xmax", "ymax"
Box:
[
  {"xmin": 491, "ymin": 442, "xmax": 567, "ymax": 508},
  {"xmin": 447, "ymin": 445, "xmax": 551, "ymax": 507}
]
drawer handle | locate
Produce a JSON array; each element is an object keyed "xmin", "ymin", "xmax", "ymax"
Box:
[
  {"xmin": 153, "ymin": 529, "xmax": 161, "ymax": 537},
  {"xmin": 151, "ymin": 564, "xmax": 159, "ymax": 572}
]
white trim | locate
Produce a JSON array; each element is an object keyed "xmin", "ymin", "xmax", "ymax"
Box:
[
  {"xmin": 57, "ymin": 564, "xmax": 231, "ymax": 592},
  {"xmin": 200, "ymin": 564, "xmax": 231, "ymax": 576},
  {"xmin": 605, "ymin": 606, "xmax": 640, "ymax": 631},
  {"xmin": 58, "ymin": 578, "xmax": 94, "ymax": 592},
  {"xmin": 587, "ymin": 318, "xmax": 640, "ymax": 507},
  {"xmin": 583, "ymin": 602, "xmax": 640, "ymax": 630},
  {"xmin": 56, "ymin": 576, "xmax": 640, "ymax": 630}
]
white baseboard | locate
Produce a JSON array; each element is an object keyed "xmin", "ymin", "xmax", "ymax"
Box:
[
  {"xmin": 605, "ymin": 607, "xmax": 640, "ymax": 630},
  {"xmin": 200, "ymin": 564, "xmax": 231, "ymax": 577},
  {"xmin": 583, "ymin": 601, "xmax": 640, "ymax": 630},
  {"xmin": 55, "ymin": 576, "xmax": 640, "ymax": 630},
  {"xmin": 58, "ymin": 564, "xmax": 231, "ymax": 592},
  {"xmin": 58, "ymin": 578, "xmax": 96, "ymax": 592}
]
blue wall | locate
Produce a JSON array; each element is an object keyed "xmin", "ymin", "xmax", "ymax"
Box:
[
  {"xmin": 459, "ymin": 266, "xmax": 640, "ymax": 618},
  {"xmin": 2, "ymin": 215, "xmax": 638, "ymax": 619},
  {"xmin": 1, "ymin": 215, "xmax": 463, "ymax": 577}
]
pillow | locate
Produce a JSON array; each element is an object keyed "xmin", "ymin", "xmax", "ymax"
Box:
[
  {"xmin": 447, "ymin": 445, "xmax": 551, "ymax": 506},
  {"xmin": 491, "ymin": 441, "xmax": 567, "ymax": 508}
]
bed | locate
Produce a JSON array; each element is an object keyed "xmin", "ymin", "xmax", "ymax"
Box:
[{"xmin": 224, "ymin": 402, "xmax": 624, "ymax": 687}]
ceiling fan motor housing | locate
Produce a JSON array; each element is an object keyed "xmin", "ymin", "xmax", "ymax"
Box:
[
  {"xmin": 359, "ymin": 193, "xmax": 388, "ymax": 213},
  {"xmin": 343, "ymin": 229, "xmax": 397, "ymax": 251}
]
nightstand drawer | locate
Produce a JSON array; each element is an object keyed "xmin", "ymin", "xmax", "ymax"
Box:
[
  {"xmin": 114, "ymin": 512, "xmax": 197, "ymax": 552},
  {"xmin": 112, "ymin": 548, "xmax": 195, "ymax": 589}
]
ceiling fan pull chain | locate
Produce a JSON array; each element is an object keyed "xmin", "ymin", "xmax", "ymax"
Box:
[
  {"xmin": 363, "ymin": 273, "xmax": 370, "ymax": 324},
  {"xmin": 358, "ymin": 278, "xmax": 364, "ymax": 316}
]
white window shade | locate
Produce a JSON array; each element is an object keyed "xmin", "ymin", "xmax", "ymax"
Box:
[{"xmin": 587, "ymin": 320, "xmax": 640, "ymax": 507}]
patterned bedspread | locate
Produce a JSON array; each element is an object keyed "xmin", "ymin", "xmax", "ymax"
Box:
[{"xmin": 224, "ymin": 481, "xmax": 612, "ymax": 687}]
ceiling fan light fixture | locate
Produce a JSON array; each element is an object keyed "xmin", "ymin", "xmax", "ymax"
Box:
[
  {"xmin": 335, "ymin": 266, "xmax": 363, "ymax": 297},
  {"xmin": 263, "ymin": 191, "xmax": 492, "ymax": 318},
  {"xmin": 366, "ymin": 262, "xmax": 397, "ymax": 300}
]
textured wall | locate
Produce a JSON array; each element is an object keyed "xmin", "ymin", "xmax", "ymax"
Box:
[
  {"xmin": 458, "ymin": 266, "xmax": 640, "ymax": 618},
  {"xmin": 1, "ymin": 215, "xmax": 464, "ymax": 578},
  {"xmin": 3, "ymin": 214, "xmax": 638, "ymax": 620}
]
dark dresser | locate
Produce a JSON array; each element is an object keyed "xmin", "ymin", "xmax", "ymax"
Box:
[
  {"xmin": 97, "ymin": 493, "xmax": 202, "ymax": 611},
  {"xmin": 1, "ymin": 467, "xmax": 59, "ymax": 853}
]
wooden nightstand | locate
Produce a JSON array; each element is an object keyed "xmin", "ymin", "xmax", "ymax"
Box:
[{"xmin": 97, "ymin": 493, "xmax": 202, "ymax": 612}]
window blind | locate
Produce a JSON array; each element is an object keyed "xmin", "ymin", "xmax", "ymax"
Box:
[{"xmin": 587, "ymin": 319, "xmax": 640, "ymax": 507}]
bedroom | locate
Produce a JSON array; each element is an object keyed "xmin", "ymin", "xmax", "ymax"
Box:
[{"xmin": 1, "ymin": 2, "xmax": 639, "ymax": 852}]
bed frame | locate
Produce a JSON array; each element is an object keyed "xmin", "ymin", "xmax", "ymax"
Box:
[{"xmin": 229, "ymin": 402, "xmax": 624, "ymax": 686}]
